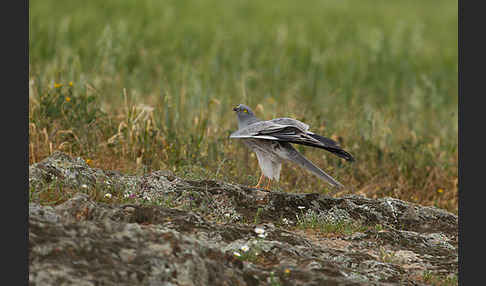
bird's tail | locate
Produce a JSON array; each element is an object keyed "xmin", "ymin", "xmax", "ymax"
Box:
[{"xmin": 284, "ymin": 143, "xmax": 344, "ymax": 189}]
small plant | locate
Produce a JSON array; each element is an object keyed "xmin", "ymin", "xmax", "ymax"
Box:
[
  {"xmin": 268, "ymin": 271, "xmax": 281, "ymax": 286},
  {"xmin": 29, "ymin": 81, "xmax": 110, "ymax": 162},
  {"xmin": 32, "ymin": 82, "xmax": 105, "ymax": 131},
  {"xmin": 233, "ymin": 240, "xmax": 262, "ymax": 263},
  {"xmin": 296, "ymin": 208, "xmax": 367, "ymax": 235},
  {"xmin": 254, "ymin": 208, "xmax": 264, "ymax": 224},
  {"xmin": 374, "ymin": 224, "xmax": 384, "ymax": 231},
  {"xmin": 377, "ymin": 247, "xmax": 396, "ymax": 263},
  {"xmin": 422, "ymin": 271, "xmax": 458, "ymax": 286},
  {"xmin": 29, "ymin": 181, "xmax": 75, "ymax": 206}
]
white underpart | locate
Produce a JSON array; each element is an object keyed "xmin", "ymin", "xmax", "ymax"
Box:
[{"xmin": 254, "ymin": 150, "xmax": 282, "ymax": 181}]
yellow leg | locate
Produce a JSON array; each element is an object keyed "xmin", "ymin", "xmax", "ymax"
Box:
[
  {"xmin": 264, "ymin": 177, "xmax": 271, "ymax": 190},
  {"xmin": 253, "ymin": 173, "xmax": 265, "ymax": 189}
]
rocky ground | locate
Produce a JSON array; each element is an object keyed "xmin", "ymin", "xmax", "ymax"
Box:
[{"xmin": 29, "ymin": 152, "xmax": 458, "ymax": 285}]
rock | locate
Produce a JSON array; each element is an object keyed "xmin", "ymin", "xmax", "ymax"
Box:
[{"xmin": 29, "ymin": 152, "xmax": 458, "ymax": 285}]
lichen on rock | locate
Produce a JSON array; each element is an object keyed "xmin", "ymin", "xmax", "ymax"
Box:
[{"xmin": 29, "ymin": 152, "xmax": 458, "ymax": 285}]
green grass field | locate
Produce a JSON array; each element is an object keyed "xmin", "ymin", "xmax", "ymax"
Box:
[{"xmin": 29, "ymin": 0, "xmax": 458, "ymax": 213}]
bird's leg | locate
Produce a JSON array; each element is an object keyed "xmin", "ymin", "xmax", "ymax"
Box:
[
  {"xmin": 253, "ymin": 173, "xmax": 264, "ymax": 189},
  {"xmin": 264, "ymin": 177, "xmax": 272, "ymax": 190}
]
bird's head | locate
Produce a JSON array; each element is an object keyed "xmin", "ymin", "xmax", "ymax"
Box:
[
  {"xmin": 232, "ymin": 104, "xmax": 259, "ymax": 128},
  {"xmin": 233, "ymin": 104, "xmax": 255, "ymax": 115}
]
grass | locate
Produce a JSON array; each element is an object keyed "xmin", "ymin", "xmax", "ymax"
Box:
[
  {"xmin": 29, "ymin": 0, "xmax": 458, "ymax": 213},
  {"xmin": 28, "ymin": 179, "xmax": 135, "ymax": 207},
  {"xmin": 422, "ymin": 271, "xmax": 458, "ymax": 286},
  {"xmin": 297, "ymin": 219, "xmax": 368, "ymax": 236},
  {"xmin": 295, "ymin": 208, "xmax": 369, "ymax": 235}
]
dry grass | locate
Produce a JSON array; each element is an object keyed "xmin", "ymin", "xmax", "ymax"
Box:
[{"xmin": 28, "ymin": 85, "xmax": 458, "ymax": 213}]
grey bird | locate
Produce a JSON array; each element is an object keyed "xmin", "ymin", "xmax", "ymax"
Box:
[{"xmin": 230, "ymin": 104, "xmax": 354, "ymax": 190}]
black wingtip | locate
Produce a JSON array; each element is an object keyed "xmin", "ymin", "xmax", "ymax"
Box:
[
  {"xmin": 330, "ymin": 148, "xmax": 355, "ymax": 162},
  {"xmin": 308, "ymin": 133, "xmax": 354, "ymax": 162},
  {"xmin": 346, "ymin": 154, "xmax": 355, "ymax": 162},
  {"xmin": 308, "ymin": 133, "xmax": 340, "ymax": 148}
]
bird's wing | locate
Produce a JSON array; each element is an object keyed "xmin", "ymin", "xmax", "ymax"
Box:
[
  {"xmin": 230, "ymin": 118, "xmax": 314, "ymax": 141},
  {"xmin": 230, "ymin": 120, "xmax": 290, "ymax": 140},
  {"xmin": 268, "ymin": 117, "xmax": 310, "ymax": 131},
  {"xmin": 230, "ymin": 118, "xmax": 354, "ymax": 162}
]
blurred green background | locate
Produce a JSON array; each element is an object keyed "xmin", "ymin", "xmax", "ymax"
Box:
[{"xmin": 29, "ymin": 0, "xmax": 458, "ymax": 212}]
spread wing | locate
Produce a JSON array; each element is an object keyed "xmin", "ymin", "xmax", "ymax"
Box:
[
  {"xmin": 230, "ymin": 118, "xmax": 354, "ymax": 162},
  {"xmin": 268, "ymin": 117, "xmax": 310, "ymax": 132}
]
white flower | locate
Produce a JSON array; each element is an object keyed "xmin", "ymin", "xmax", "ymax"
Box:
[
  {"xmin": 240, "ymin": 245, "xmax": 250, "ymax": 252},
  {"xmin": 123, "ymin": 193, "xmax": 130, "ymax": 199},
  {"xmin": 233, "ymin": 251, "xmax": 241, "ymax": 257},
  {"xmin": 81, "ymin": 184, "xmax": 88, "ymax": 189},
  {"xmin": 224, "ymin": 213, "xmax": 231, "ymax": 218},
  {"xmin": 297, "ymin": 206, "xmax": 306, "ymax": 210},
  {"xmin": 257, "ymin": 233, "xmax": 267, "ymax": 239},
  {"xmin": 143, "ymin": 196, "xmax": 152, "ymax": 202},
  {"xmin": 104, "ymin": 193, "xmax": 112, "ymax": 199},
  {"xmin": 254, "ymin": 227, "xmax": 265, "ymax": 234},
  {"xmin": 255, "ymin": 226, "xmax": 267, "ymax": 238}
]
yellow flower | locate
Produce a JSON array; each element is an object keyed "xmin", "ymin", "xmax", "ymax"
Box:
[
  {"xmin": 437, "ymin": 188, "xmax": 444, "ymax": 194},
  {"xmin": 65, "ymin": 97, "xmax": 71, "ymax": 102},
  {"xmin": 284, "ymin": 268, "xmax": 291, "ymax": 274},
  {"xmin": 54, "ymin": 83, "xmax": 63, "ymax": 88},
  {"xmin": 69, "ymin": 81, "xmax": 73, "ymax": 87},
  {"xmin": 85, "ymin": 159, "xmax": 92, "ymax": 166}
]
